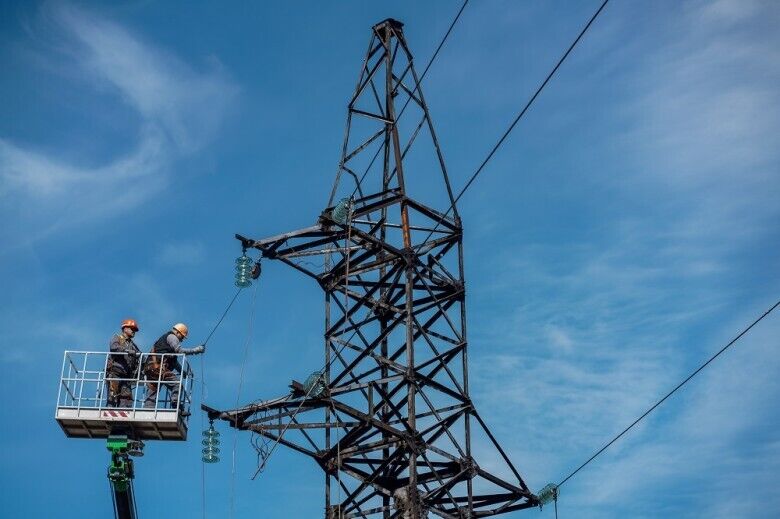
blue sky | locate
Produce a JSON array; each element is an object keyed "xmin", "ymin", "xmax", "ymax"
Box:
[{"xmin": 1, "ymin": 1, "xmax": 779, "ymax": 517}]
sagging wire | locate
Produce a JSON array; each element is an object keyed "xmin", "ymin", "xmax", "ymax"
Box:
[
  {"xmin": 529, "ymin": 300, "xmax": 780, "ymax": 515},
  {"xmin": 412, "ymin": 0, "xmax": 612, "ymax": 255},
  {"xmin": 555, "ymin": 298, "xmax": 780, "ymax": 491},
  {"xmin": 203, "ymin": 288, "xmax": 244, "ymax": 346},
  {"xmin": 200, "ymin": 354, "xmax": 206, "ymax": 519}
]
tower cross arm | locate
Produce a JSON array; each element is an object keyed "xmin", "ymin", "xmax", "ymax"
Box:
[{"xmin": 236, "ymin": 225, "xmax": 329, "ymax": 254}]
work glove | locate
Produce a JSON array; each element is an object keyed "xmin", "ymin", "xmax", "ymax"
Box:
[{"xmin": 190, "ymin": 345, "xmax": 205, "ymax": 355}]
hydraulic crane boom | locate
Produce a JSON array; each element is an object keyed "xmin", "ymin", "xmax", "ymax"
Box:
[
  {"xmin": 111, "ymin": 481, "xmax": 137, "ymax": 519},
  {"xmin": 107, "ymin": 435, "xmax": 139, "ymax": 519},
  {"xmin": 55, "ymin": 350, "xmax": 193, "ymax": 518}
]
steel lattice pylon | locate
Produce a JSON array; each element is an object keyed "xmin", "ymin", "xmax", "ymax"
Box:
[{"xmin": 204, "ymin": 19, "xmax": 539, "ymax": 518}]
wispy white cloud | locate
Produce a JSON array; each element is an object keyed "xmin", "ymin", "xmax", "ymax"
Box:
[
  {"xmin": 52, "ymin": 3, "xmax": 236, "ymax": 153},
  {"xmin": 617, "ymin": 0, "xmax": 780, "ymax": 248},
  {"xmin": 465, "ymin": 0, "xmax": 780, "ymax": 514},
  {"xmin": 0, "ymin": 2, "xmax": 238, "ymax": 246},
  {"xmin": 0, "ymin": 125, "xmax": 165, "ymax": 196},
  {"xmin": 545, "ymin": 324, "xmax": 574, "ymax": 353},
  {"xmin": 566, "ymin": 316, "xmax": 780, "ymax": 518}
]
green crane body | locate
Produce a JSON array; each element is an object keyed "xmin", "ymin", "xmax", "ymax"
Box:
[{"xmin": 107, "ymin": 435, "xmax": 134, "ymax": 492}]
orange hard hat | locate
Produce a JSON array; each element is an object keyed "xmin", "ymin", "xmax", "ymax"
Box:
[
  {"xmin": 121, "ymin": 319, "xmax": 139, "ymax": 331},
  {"xmin": 172, "ymin": 323, "xmax": 189, "ymax": 338}
]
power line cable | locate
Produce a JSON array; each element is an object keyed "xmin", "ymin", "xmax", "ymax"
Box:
[
  {"xmin": 557, "ymin": 298, "xmax": 780, "ymax": 488},
  {"xmin": 414, "ymin": 0, "xmax": 611, "ymax": 250},
  {"xmin": 419, "ymin": 0, "xmax": 469, "ymax": 85},
  {"xmin": 242, "ymin": 0, "xmax": 603, "ymax": 469},
  {"xmin": 456, "ymin": 0, "xmax": 609, "ymax": 210},
  {"xmin": 200, "ymin": 287, "xmax": 245, "ymax": 519},
  {"xmin": 203, "ymin": 288, "xmax": 243, "ymax": 346}
]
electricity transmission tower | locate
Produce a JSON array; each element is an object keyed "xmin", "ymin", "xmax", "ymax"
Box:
[{"xmin": 204, "ymin": 18, "xmax": 539, "ymax": 518}]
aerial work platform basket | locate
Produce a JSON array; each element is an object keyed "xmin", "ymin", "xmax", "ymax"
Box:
[{"xmin": 55, "ymin": 351, "xmax": 194, "ymax": 440}]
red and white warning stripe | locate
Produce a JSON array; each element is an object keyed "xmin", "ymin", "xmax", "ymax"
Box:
[{"xmin": 102, "ymin": 410, "xmax": 130, "ymax": 418}]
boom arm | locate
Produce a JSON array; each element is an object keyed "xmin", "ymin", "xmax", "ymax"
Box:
[
  {"xmin": 107, "ymin": 435, "xmax": 138, "ymax": 519},
  {"xmin": 111, "ymin": 480, "xmax": 137, "ymax": 519}
]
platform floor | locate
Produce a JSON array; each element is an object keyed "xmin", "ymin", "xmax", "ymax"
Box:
[{"xmin": 56, "ymin": 407, "xmax": 188, "ymax": 440}]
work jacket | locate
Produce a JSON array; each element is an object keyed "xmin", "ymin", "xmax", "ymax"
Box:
[
  {"xmin": 108, "ymin": 334, "xmax": 141, "ymax": 376},
  {"xmin": 148, "ymin": 333, "xmax": 185, "ymax": 372}
]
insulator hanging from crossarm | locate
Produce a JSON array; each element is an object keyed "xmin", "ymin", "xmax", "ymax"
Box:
[
  {"xmin": 235, "ymin": 254, "xmax": 252, "ymax": 288},
  {"xmin": 234, "ymin": 250, "xmax": 261, "ymax": 288},
  {"xmin": 202, "ymin": 421, "xmax": 221, "ymax": 463}
]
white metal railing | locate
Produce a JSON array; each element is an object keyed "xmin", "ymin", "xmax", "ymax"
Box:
[{"xmin": 56, "ymin": 350, "xmax": 194, "ymax": 417}]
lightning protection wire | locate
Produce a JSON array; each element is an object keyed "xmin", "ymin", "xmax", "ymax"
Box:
[
  {"xmin": 556, "ymin": 298, "xmax": 780, "ymax": 489},
  {"xmin": 413, "ymin": 0, "xmax": 611, "ymax": 252}
]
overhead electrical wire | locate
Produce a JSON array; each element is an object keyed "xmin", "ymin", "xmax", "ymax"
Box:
[
  {"xmin": 203, "ymin": 288, "xmax": 244, "ymax": 346},
  {"xmin": 557, "ymin": 298, "xmax": 780, "ymax": 489},
  {"xmin": 199, "ymin": 286, "xmax": 245, "ymax": 519},
  {"xmin": 414, "ymin": 0, "xmax": 611, "ymax": 250},
  {"xmin": 418, "ymin": 0, "xmax": 469, "ymax": 85},
  {"xmin": 196, "ymin": 1, "xmax": 777, "ymax": 515},
  {"xmin": 454, "ymin": 0, "xmax": 610, "ymax": 210}
]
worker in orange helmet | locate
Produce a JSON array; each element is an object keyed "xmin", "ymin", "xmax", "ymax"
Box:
[
  {"xmin": 144, "ymin": 323, "xmax": 204, "ymax": 413},
  {"xmin": 106, "ymin": 319, "xmax": 142, "ymax": 407}
]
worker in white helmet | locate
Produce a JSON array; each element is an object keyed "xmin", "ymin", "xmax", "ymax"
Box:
[{"xmin": 144, "ymin": 323, "xmax": 204, "ymax": 412}]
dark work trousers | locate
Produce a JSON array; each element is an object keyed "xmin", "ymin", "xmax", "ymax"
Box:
[
  {"xmin": 144, "ymin": 366, "xmax": 180, "ymax": 409},
  {"xmin": 106, "ymin": 368, "xmax": 136, "ymax": 407}
]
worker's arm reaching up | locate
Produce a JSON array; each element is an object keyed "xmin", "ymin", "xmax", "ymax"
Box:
[{"xmin": 167, "ymin": 333, "xmax": 205, "ymax": 355}]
